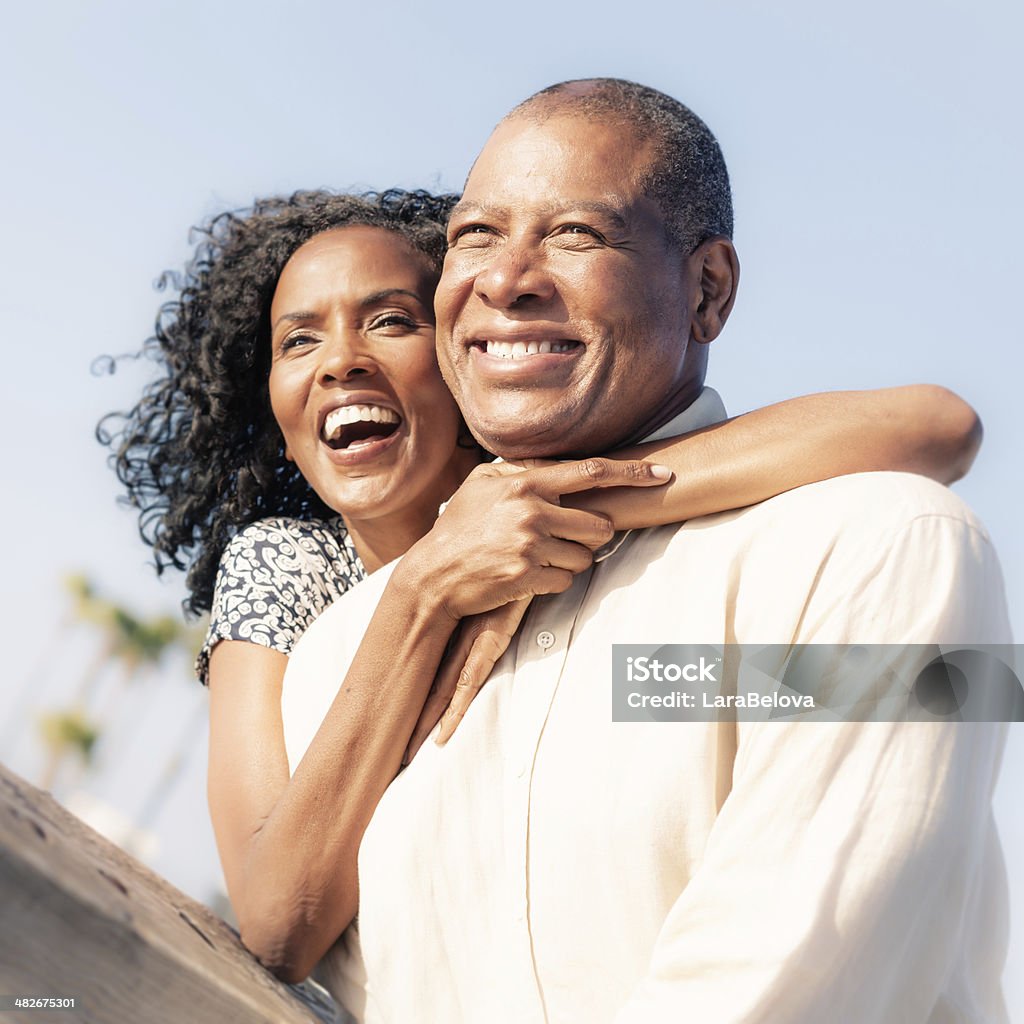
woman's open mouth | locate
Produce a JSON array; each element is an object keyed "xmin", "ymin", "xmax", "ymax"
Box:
[{"xmin": 322, "ymin": 404, "xmax": 402, "ymax": 452}]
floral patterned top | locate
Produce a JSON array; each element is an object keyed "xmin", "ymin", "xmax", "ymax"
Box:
[{"xmin": 196, "ymin": 516, "xmax": 366, "ymax": 686}]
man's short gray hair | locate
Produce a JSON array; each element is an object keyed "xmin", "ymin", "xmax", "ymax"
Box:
[{"xmin": 508, "ymin": 78, "xmax": 733, "ymax": 254}]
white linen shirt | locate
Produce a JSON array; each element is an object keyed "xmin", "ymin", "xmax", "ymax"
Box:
[{"xmin": 282, "ymin": 388, "xmax": 1012, "ymax": 1024}]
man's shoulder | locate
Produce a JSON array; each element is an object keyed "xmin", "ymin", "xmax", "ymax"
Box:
[
  {"xmin": 651, "ymin": 470, "xmax": 997, "ymax": 596},
  {"xmin": 646, "ymin": 473, "xmax": 1008, "ymax": 644},
  {"xmin": 750, "ymin": 471, "xmax": 988, "ymax": 541}
]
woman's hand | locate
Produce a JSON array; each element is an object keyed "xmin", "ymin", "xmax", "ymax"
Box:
[
  {"xmin": 404, "ymin": 598, "xmax": 531, "ymax": 763},
  {"xmin": 398, "ymin": 457, "xmax": 672, "ymax": 622},
  {"xmin": 394, "ymin": 457, "xmax": 670, "ymax": 762}
]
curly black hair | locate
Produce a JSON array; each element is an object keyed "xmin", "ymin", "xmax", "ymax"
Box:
[{"xmin": 98, "ymin": 188, "xmax": 459, "ymax": 617}]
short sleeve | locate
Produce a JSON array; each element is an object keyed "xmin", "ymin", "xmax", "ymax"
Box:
[{"xmin": 196, "ymin": 517, "xmax": 365, "ymax": 686}]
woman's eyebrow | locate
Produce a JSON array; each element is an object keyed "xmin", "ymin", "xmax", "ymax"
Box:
[
  {"xmin": 272, "ymin": 310, "xmax": 318, "ymax": 331},
  {"xmin": 271, "ymin": 290, "xmax": 427, "ymax": 332},
  {"xmin": 358, "ymin": 289, "xmax": 427, "ymax": 309}
]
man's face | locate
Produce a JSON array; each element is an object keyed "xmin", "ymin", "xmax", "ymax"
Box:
[{"xmin": 435, "ymin": 113, "xmax": 701, "ymax": 458}]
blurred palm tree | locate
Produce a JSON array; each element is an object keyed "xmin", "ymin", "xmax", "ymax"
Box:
[
  {"xmin": 69, "ymin": 575, "xmax": 187, "ymax": 704},
  {"xmin": 35, "ymin": 573, "xmax": 202, "ymax": 793},
  {"xmin": 1, "ymin": 573, "xmax": 97, "ymax": 756},
  {"xmin": 37, "ymin": 708, "xmax": 101, "ymax": 789}
]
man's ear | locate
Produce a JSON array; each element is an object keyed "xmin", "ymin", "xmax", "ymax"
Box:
[{"xmin": 688, "ymin": 236, "xmax": 739, "ymax": 345}]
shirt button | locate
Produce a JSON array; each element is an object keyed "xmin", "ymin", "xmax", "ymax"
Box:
[{"xmin": 536, "ymin": 630, "xmax": 555, "ymax": 650}]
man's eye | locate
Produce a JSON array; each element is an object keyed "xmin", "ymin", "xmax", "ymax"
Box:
[
  {"xmin": 558, "ymin": 224, "xmax": 600, "ymax": 238},
  {"xmin": 452, "ymin": 224, "xmax": 495, "ymax": 243}
]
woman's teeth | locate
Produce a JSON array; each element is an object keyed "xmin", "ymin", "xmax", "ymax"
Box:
[
  {"xmin": 485, "ymin": 340, "xmax": 577, "ymax": 358},
  {"xmin": 323, "ymin": 404, "xmax": 400, "ymax": 443}
]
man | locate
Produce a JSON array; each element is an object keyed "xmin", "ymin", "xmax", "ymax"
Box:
[{"xmin": 287, "ymin": 79, "xmax": 1011, "ymax": 1022}]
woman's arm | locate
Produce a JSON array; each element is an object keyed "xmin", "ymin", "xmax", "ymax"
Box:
[
  {"xmin": 206, "ymin": 458, "xmax": 669, "ymax": 984},
  {"xmin": 568, "ymin": 385, "xmax": 981, "ymax": 529},
  {"xmin": 207, "ymin": 570, "xmax": 463, "ymax": 984},
  {"xmin": 404, "ymin": 386, "xmax": 982, "ymax": 752}
]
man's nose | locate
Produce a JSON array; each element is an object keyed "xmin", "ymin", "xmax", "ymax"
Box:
[
  {"xmin": 317, "ymin": 332, "xmax": 378, "ymax": 385},
  {"xmin": 473, "ymin": 244, "xmax": 554, "ymax": 309}
]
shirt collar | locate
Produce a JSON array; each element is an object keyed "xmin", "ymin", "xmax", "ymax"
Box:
[
  {"xmin": 593, "ymin": 385, "xmax": 728, "ymax": 562},
  {"xmin": 641, "ymin": 385, "xmax": 728, "ymax": 443}
]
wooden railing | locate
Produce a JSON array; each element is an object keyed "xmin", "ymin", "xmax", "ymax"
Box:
[{"xmin": 0, "ymin": 762, "xmax": 331, "ymax": 1022}]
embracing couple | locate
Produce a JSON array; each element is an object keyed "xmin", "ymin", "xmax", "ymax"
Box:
[{"xmin": 108, "ymin": 79, "xmax": 1011, "ymax": 1023}]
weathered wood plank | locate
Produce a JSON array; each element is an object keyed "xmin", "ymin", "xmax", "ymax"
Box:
[{"xmin": 0, "ymin": 762, "xmax": 323, "ymax": 1023}]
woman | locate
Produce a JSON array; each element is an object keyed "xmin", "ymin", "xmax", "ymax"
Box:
[{"xmin": 102, "ymin": 188, "xmax": 980, "ymax": 992}]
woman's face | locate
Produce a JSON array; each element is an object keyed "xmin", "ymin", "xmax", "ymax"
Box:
[{"xmin": 268, "ymin": 226, "xmax": 475, "ymax": 530}]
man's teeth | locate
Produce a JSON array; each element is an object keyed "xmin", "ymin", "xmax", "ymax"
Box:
[
  {"xmin": 323, "ymin": 405, "xmax": 400, "ymax": 442},
  {"xmin": 484, "ymin": 340, "xmax": 576, "ymax": 359}
]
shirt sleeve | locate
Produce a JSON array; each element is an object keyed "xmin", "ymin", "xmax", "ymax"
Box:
[
  {"xmin": 196, "ymin": 520, "xmax": 337, "ymax": 686},
  {"xmin": 613, "ymin": 512, "xmax": 1013, "ymax": 1023}
]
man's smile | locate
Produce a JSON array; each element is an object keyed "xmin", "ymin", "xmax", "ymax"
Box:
[
  {"xmin": 479, "ymin": 339, "xmax": 580, "ymax": 358},
  {"xmin": 466, "ymin": 337, "xmax": 585, "ymax": 384}
]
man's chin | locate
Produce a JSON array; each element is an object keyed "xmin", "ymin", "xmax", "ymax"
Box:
[
  {"xmin": 459, "ymin": 394, "xmax": 610, "ymax": 459},
  {"xmin": 467, "ymin": 418, "xmax": 593, "ymax": 461}
]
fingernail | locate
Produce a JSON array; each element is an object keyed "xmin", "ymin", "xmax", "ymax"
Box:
[{"xmin": 649, "ymin": 464, "xmax": 672, "ymax": 480}]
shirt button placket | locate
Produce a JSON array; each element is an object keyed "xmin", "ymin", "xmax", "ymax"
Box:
[{"xmin": 505, "ymin": 572, "xmax": 593, "ymax": 1021}]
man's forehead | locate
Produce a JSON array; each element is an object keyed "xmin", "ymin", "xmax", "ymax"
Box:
[
  {"xmin": 478, "ymin": 109, "xmax": 646, "ymax": 157},
  {"xmin": 448, "ymin": 197, "xmax": 631, "ymax": 230},
  {"xmin": 461, "ymin": 113, "xmax": 655, "ymax": 199}
]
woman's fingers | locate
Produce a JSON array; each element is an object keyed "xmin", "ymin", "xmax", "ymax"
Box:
[
  {"xmin": 410, "ymin": 458, "xmax": 670, "ymax": 621},
  {"xmin": 436, "ymin": 599, "xmax": 531, "ymax": 745},
  {"xmin": 404, "ymin": 681, "xmax": 452, "ymax": 767},
  {"xmin": 543, "ymin": 506, "xmax": 617, "ymax": 550},
  {"xmin": 517, "ymin": 458, "xmax": 672, "ymax": 500},
  {"xmin": 404, "ymin": 599, "xmax": 534, "ymax": 765},
  {"xmin": 530, "ymin": 537, "xmax": 596, "ymax": 576},
  {"xmin": 501, "ymin": 457, "xmax": 557, "ymax": 471},
  {"xmin": 472, "ymin": 457, "xmax": 671, "ymax": 498},
  {"xmin": 404, "ymin": 637, "xmax": 465, "ymax": 765}
]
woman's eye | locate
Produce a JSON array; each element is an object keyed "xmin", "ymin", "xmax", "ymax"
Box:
[
  {"xmin": 280, "ymin": 333, "xmax": 316, "ymax": 352},
  {"xmin": 371, "ymin": 313, "xmax": 419, "ymax": 331}
]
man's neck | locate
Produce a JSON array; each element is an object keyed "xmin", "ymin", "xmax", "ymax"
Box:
[{"xmin": 613, "ymin": 380, "xmax": 708, "ymax": 449}]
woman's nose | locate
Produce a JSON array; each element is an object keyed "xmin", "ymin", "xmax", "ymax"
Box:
[{"xmin": 317, "ymin": 333, "xmax": 379, "ymax": 384}]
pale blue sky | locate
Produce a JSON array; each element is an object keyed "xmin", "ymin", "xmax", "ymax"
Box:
[{"xmin": 2, "ymin": 0, "xmax": 1021, "ymax": 1011}]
